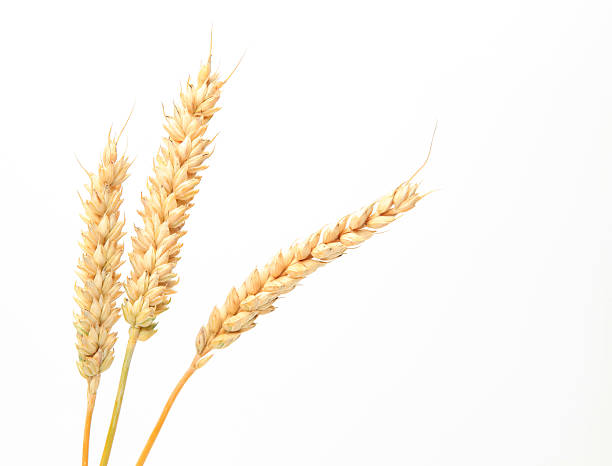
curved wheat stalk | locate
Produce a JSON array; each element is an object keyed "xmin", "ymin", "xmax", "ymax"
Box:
[
  {"xmin": 73, "ymin": 132, "xmax": 130, "ymax": 465},
  {"xmin": 99, "ymin": 47, "xmax": 228, "ymax": 466},
  {"xmin": 136, "ymin": 159, "xmax": 431, "ymax": 465}
]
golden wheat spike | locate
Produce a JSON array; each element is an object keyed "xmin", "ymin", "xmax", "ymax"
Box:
[
  {"xmin": 196, "ymin": 175, "xmax": 425, "ymax": 358},
  {"xmin": 123, "ymin": 51, "xmax": 224, "ymax": 340},
  {"xmin": 73, "ymin": 132, "xmax": 130, "ymax": 465}
]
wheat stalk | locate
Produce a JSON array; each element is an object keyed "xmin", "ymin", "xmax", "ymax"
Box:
[
  {"xmin": 99, "ymin": 47, "xmax": 229, "ymax": 466},
  {"xmin": 135, "ymin": 153, "xmax": 432, "ymax": 465},
  {"xmin": 73, "ymin": 132, "xmax": 130, "ymax": 466}
]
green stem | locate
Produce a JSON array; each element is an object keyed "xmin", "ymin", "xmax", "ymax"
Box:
[{"xmin": 99, "ymin": 327, "xmax": 140, "ymax": 466}]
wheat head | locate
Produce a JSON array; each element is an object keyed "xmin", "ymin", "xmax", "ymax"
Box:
[
  {"xmin": 74, "ymin": 134, "xmax": 130, "ymax": 395},
  {"xmin": 193, "ymin": 172, "xmax": 426, "ymax": 366},
  {"xmin": 122, "ymin": 52, "xmax": 225, "ymax": 340}
]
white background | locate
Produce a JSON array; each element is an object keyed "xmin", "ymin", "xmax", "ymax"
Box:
[{"xmin": 1, "ymin": 1, "xmax": 611, "ymax": 465}]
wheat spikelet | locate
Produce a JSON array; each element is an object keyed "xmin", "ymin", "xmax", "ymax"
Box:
[
  {"xmin": 193, "ymin": 172, "xmax": 427, "ymax": 365},
  {"xmin": 73, "ymin": 133, "xmax": 130, "ymax": 395},
  {"xmin": 123, "ymin": 51, "xmax": 225, "ymax": 340}
]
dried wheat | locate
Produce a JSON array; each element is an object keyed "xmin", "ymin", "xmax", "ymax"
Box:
[
  {"xmin": 73, "ymin": 132, "xmax": 130, "ymax": 466},
  {"xmin": 136, "ymin": 165, "xmax": 429, "ymax": 465},
  {"xmin": 100, "ymin": 50, "xmax": 229, "ymax": 466},
  {"xmin": 122, "ymin": 51, "xmax": 225, "ymax": 339},
  {"xmin": 194, "ymin": 173, "xmax": 426, "ymax": 363},
  {"xmin": 73, "ymin": 133, "xmax": 130, "ymax": 394}
]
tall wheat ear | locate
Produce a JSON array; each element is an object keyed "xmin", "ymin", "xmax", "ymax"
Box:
[
  {"xmin": 73, "ymin": 130, "xmax": 130, "ymax": 466},
  {"xmin": 136, "ymin": 144, "xmax": 434, "ymax": 465},
  {"xmin": 99, "ymin": 45, "xmax": 234, "ymax": 466},
  {"xmin": 123, "ymin": 54, "xmax": 228, "ymax": 341}
]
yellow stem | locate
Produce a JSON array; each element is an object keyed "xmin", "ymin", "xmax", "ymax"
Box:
[
  {"xmin": 135, "ymin": 357, "xmax": 198, "ymax": 466},
  {"xmin": 83, "ymin": 390, "xmax": 96, "ymax": 466},
  {"xmin": 99, "ymin": 327, "xmax": 140, "ymax": 466}
]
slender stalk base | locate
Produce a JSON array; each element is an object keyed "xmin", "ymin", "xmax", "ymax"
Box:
[
  {"xmin": 82, "ymin": 391, "xmax": 96, "ymax": 466},
  {"xmin": 99, "ymin": 328, "xmax": 140, "ymax": 466},
  {"xmin": 135, "ymin": 358, "xmax": 198, "ymax": 466}
]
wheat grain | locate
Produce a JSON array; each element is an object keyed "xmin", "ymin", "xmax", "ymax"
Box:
[
  {"xmin": 73, "ymin": 132, "xmax": 130, "ymax": 394},
  {"xmin": 122, "ymin": 51, "xmax": 225, "ymax": 339}
]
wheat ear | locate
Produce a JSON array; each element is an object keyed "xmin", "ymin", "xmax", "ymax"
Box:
[
  {"xmin": 136, "ymin": 164, "xmax": 429, "ymax": 465},
  {"xmin": 99, "ymin": 49, "xmax": 227, "ymax": 466},
  {"xmin": 73, "ymin": 132, "xmax": 130, "ymax": 466},
  {"xmin": 124, "ymin": 56, "xmax": 224, "ymax": 339}
]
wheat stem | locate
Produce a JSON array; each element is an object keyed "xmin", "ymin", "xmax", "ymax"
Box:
[
  {"xmin": 135, "ymin": 165, "xmax": 427, "ymax": 462},
  {"xmin": 135, "ymin": 356, "xmax": 199, "ymax": 466},
  {"xmin": 99, "ymin": 328, "xmax": 140, "ymax": 466},
  {"xmin": 101, "ymin": 50, "xmax": 226, "ymax": 464},
  {"xmin": 82, "ymin": 390, "xmax": 96, "ymax": 466}
]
